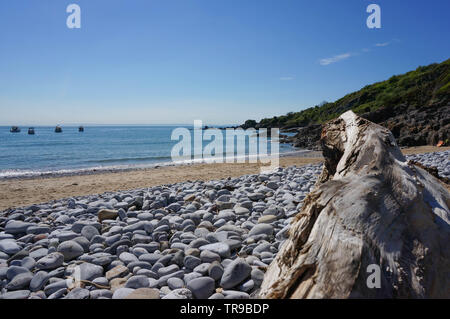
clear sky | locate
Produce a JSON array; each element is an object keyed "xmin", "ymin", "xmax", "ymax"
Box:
[{"xmin": 0, "ymin": 0, "xmax": 449, "ymax": 125}]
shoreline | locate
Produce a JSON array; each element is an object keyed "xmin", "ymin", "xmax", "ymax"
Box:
[
  {"xmin": 0, "ymin": 148, "xmax": 314, "ymax": 181},
  {"xmin": 0, "ymin": 155, "xmax": 323, "ymax": 211},
  {"xmin": 0, "ymin": 145, "xmax": 448, "ymax": 211}
]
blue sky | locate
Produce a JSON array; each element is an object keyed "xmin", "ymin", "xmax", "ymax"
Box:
[{"xmin": 0, "ymin": 0, "xmax": 449, "ymax": 125}]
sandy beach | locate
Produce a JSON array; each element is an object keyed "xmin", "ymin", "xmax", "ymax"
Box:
[{"xmin": 0, "ymin": 146, "xmax": 448, "ymax": 211}]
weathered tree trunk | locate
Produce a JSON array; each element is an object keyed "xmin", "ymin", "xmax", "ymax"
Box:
[{"xmin": 259, "ymin": 111, "xmax": 450, "ymax": 298}]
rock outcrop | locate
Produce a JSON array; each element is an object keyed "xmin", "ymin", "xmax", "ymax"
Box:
[
  {"xmin": 259, "ymin": 111, "xmax": 450, "ymax": 298},
  {"xmin": 363, "ymin": 103, "xmax": 450, "ymax": 147},
  {"xmin": 287, "ymin": 103, "xmax": 450, "ymax": 150}
]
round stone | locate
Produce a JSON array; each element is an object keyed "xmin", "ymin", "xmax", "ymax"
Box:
[
  {"xmin": 193, "ymin": 263, "xmax": 211, "ymax": 275},
  {"xmin": 6, "ymin": 272, "xmax": 33, "ymax": 291},
  {"xmin": 183, "ymin": 272, "xmax": 202, "ymax": 285},
  {"xmin": 167, "ymin": 277, "xmax": 184, "ymax": 290},
  {"xmin": 106, "ymin": 265, "xmax": 129, "ymax": 281},
  {"xmin": 0, "ymin": 290, "xmax": 30, "ymax": 299},
  {"xmin": 162, "ymin": 288, "xmax": 193, "ymax": 299},
  {"xmin": 200, "ymin": 250, "xmax": 221, "ymax": 263},
  {"xmin": 30, "ymin": 271, "xmax": 49, "ymax": 292},
  {"xmin": 77, "ymin": 262, "xmax": 104, "ymax": 281},
  {"xmin": 257, "ymin": 215, "xmax": 278, "ymax": 224},
  {"xmin": 208, "ymin": 262, "xmax": 224, "ymax": 281},
  {"xmin": 157, "ymin": 264, "xmax": 179, "ymax": 277},
  {"xmin": 223, "ymin": 290, "xmax": 250, "ymax": 299},
  {"xmin": 72, "ymin": 236, "xmax": 90, "ymax": 252},
  {"xmin": 90, "ymin": 289, "xmax": 113, "ymax": 299},
  {"xmin": 81, "ymin": 226, "xmax": 100, "ymax": 241},
  {"xmin": 220, "ymin": 258, "xmax": 251, "ymax": 289},
  {"xmin": 112, "ymin": 287, "xmax": 135, "ymax": 299},
  {"xmin": 6, "ymin": 266, "xmax": 29, "ymax": 281},
  {"xmin": 119, "ymin": 252, "xmax": 139, "ymax": 265},
  {"xmin": 138, "ymin": 253, "xmax": 162, "ymax": 265},
  {"xmin": 64, "ymin": 287, "xmax": 90, "ymax": 299},
  {"xmin": 251, "ymin": 268, "xmax": 265, "ymax": 287},
  {"xmin": 249, "ymin": 224, "xmax": 274, "ymax": 236},
  {"xmin": 0, "ymin": 240, "xmax": 21, "ymax": 255},
  {"xmin": 36, "ymin": 253, "xmax": 64, "ymax": 270},
  {"xmin": 92, "ymin": 277, "xmax": 109, "ymax": 286},
  {"xmin": 266, "ymin": 181, "xmax": 279, "ymax": 190},
  {"xmin": 57, "ymin": 241, "xmax": 84, "ymax": 261},
  {"xmin": 21, "ymin": 256, "xmax": 36, "ymax": 270},
  {"xmin": 26, "ymin": 225, "xmax": 51, "ymax": 235},
  {"xmin": 5, "ymin": 221, "xmax": 32, "ymax": 235},
  {"xmin": 43, "ymin": 280, "xmax": 68, "ymax": 296},
  {"xmin": 238, "ymin": 279, "xmax": 255, "ymax": 292},
  {"xmin": 125, "ymin": 288, "xmax": 160, "ymax": 299},
  {"xmin": 199, "ymin": 243, "xmax": 231, "ymax": 258},
  {"xmin": 125, "ymin": 275, "xmax": 149, "ymax": 289},
  {"xmin": 184, "ymin": 255, "xmax": 201, "ymax": 269},
  {"xmin": 29, "ymin": 248, "xmax": 49, "ymax": 260},
  {"xmin": 234, "ymin": 207, "xmax": 250, "ymax": 215},
  {"xmin": 186, "ymin": 277, "xmax": 215, "ymax": 299}
]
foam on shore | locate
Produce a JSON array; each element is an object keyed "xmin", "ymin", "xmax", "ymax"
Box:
[{"xmin": 0, "ymin": 149, "xmax": 318, "ymax": 180}]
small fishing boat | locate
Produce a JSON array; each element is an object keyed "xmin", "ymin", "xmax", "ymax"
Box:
[
  {"xmin": 28, "ymin": 127, "xmax": 35, "ymax": 135},
  {"xmin": 10, "ymin": 126, "xmax": 21, "ymax": 133},
  {"xmin": 78, "ymin": 126, "xmax": 84, "ymax": 132},
  {"xmin": 55, "ymin": 126, "xmax": 62, "ymax": 133}
]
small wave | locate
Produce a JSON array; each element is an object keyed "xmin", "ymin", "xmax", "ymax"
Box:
[
  {"xmin": 0, "ymin": 148, "xmax": 305, "ymax": 179},
  {"xmin": 0, "ymin": 161, "xmax": 176, "ymax": 179}
]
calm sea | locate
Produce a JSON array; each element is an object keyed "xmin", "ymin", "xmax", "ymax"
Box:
[{"xmin": 0, "ymin": 126, "xmax": 295, "ymax": 178}]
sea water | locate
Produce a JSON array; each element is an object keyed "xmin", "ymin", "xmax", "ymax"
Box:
[{"xmin": 0, "ymin": 125, "xmax": 297, "ymax": 178}]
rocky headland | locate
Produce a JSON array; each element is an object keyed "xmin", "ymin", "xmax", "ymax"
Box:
[{"xmin": 242, "ymin": 59, "xmax": 450, "ymax": 151}]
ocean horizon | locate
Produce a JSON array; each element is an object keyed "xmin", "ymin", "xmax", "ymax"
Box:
[{"xmin": 0, "ymin": 125, "xmax": 296, "ymax": 179}]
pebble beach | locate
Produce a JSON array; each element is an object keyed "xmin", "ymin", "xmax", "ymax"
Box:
[{"xmin": 0, "ymin": 150, "xmax": 448, "ymax": 299}]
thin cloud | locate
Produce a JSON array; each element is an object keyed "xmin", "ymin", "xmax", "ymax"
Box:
[
  {"xmin": 319, "ymin": 40, "xmax": 398, "ymax": 67},
  {"xmin": 279, "ymin": 76, "xmax": 295, "ymax": 81},
  {"xmin": 319, "ymin": 53, "xmax": 352, "ymax": 66}
]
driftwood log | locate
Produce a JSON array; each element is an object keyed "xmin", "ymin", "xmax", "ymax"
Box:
[{"xmin": 259, "ymin": 111, "xmax": 450, "ymax": 298}]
